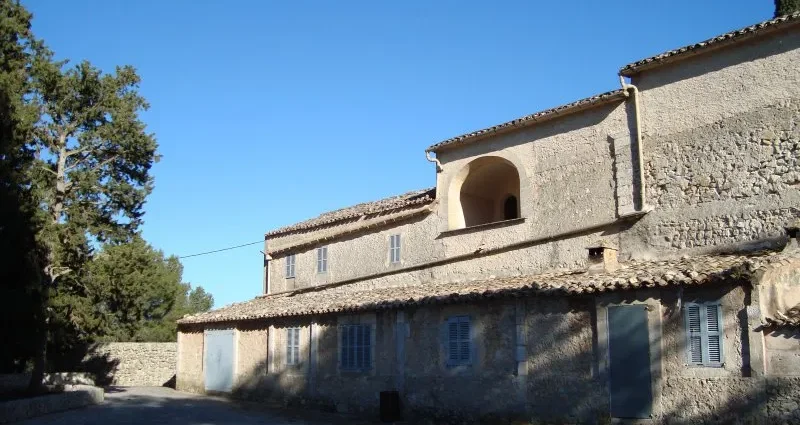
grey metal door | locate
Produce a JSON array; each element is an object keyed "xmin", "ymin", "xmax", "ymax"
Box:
[
  {"xmin": 608, "ymin": 305, "xmax": 653, "ymax": 418},
  {"xmin": 204, "ymin": 329, "xmax": 234, "ymax": 392}
]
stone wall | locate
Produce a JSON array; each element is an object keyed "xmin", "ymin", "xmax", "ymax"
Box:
[{"xmin": 85, "ymin": 342, "xmax": 176, "ymax": 387}]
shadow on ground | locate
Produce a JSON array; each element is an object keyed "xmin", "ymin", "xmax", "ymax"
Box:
[{"xmin": 16, "ymin": 387, "xmax": 380, "ymax": 425}]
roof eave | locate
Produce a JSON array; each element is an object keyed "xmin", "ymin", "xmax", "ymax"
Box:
[
  {"xmin": 427, "ymin": 90, "xmax": 627, "ymax": 154},
  {"xmin": 620, "ymin": 13, "xmax": 800, "ymax": 77}
]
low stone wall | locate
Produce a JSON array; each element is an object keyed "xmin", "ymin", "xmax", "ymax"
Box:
[
  {"xmin": 0, "ymin": 385, "xmax": 103, "ymax": 424},
  {"xmin": 85, "ymin": 342, "xmax": 177, "ymax": 387}
]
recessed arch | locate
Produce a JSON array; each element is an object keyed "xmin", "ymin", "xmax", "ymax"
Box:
[{"xmin": 447, "ymin": 156, "xmax": 521, "ymax": 230}]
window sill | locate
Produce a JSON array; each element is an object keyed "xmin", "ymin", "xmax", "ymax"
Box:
[{"xmin": 438, "ymin": 217, "xmax": 526, "ymax": 238}]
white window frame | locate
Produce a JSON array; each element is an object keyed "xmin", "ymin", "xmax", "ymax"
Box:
[
  {"xmin": 286, "ymin": 327, "xmax": 301, "ymax": 366},
  {"xmin": 316, "ymin": 246, "xmax": 328, "ymax": 274},
  {"xmin": 389, "ymin": 234, "xmax": 401, "ymax": 264},
  {"xmin": 684, "ymin": 302, "xmax": 723, "ymax": 367},
  {"xmin": 339, "ymin": 324, "xmax": 372, "ymax": 371},
  {"xmin": 446, "ymin": 315, "xmax": 472, "ymax": 367},
  {"xmin": 285, "ymin": 254, "xmax": 295, "ymax": 278}
]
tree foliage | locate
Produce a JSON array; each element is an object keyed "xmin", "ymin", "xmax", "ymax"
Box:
[
  {"xmin": 0, "ymin": 0, "xmax": 48, "ymax": 373},
  {"xmin": 21, "ymin": 17, "xmax": 160, "ymax": 388},
  {"xmin": 67, "ymin": 237, "xmax": 214, "ymax": 343},
  {"xmin": 775, "ymin": 0, "xmax": 800, "ymax": 17},
  {"xmin": 0, "ymin": 0, "xmax": 212, "ymax": 388}
]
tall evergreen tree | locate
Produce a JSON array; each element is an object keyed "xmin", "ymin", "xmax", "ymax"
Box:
[
  {"xmin": 78, "ymin": 237, "xmax": 214, "ymax": 343},
  {"xmin": 27, "ymin": 50, "xmax": 158, "ymax": 389},
  {"xmin": 775, "ymin": 0, "xmax": 800, "ymax": 16}
]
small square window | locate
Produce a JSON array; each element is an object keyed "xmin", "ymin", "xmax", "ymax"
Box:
[
  {"xmin": 340, "ymin": 324, "xmax": 372, "ymax": 371},
  {"xmin": 286, "ymin": 327, "xmax": 301, "ymax": 366},
  {"xmin": 285, "ymin": 254, "xmax": 295, "ymax": 278},
  {"xmin": 389, "ymin": 234, "xmax": 401, "ymax": 264},
  {"xmin": 446, "ymin": 316, "xmax": 472, "ymax": 366},
  {"xmin": 684, "ymin": 302, "xmax": 723, "ymax": 367},
  {"xmin": 317, "ymin": 247, "xmax": 328, "ymax": 273}
]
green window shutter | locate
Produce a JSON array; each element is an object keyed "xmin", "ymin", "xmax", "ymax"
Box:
[{"xmin": 685, "ymin": 303, "xmax": 703, "ymax": 365}]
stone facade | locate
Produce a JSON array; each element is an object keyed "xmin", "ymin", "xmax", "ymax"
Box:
[
  {"xmin": 179, "ymin": 14, "xmax": 800, "ymax": 424},
  {"xmin": 86, "ymin": 342, "xmax": 176, "ymax": 387}
]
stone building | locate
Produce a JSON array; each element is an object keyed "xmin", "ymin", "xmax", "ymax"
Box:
[{"xmin": 177, "ymin": 13, "xmax": 800, "ymax": 423}]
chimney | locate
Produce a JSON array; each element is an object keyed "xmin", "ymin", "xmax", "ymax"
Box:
[
  {"xmin": 784, "ymin": 219, "xmax": 800, "ymax": 252},
  {"xmin": 586, "ymin": 240, "xmax": 620, "ymax": 274}
]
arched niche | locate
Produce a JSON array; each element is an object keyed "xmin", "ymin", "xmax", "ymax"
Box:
[{"xmin": 447, "ymin": 156, "xmax": 521, "ymax": 230}]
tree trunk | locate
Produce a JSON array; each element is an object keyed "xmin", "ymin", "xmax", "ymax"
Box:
[
  {"xmin": 28, "ymin": 136, "xmax": 68, "ymax": 393},
  {"xmin": 26, "ymin": 289, "xmax": 48, "ymax": 394}
]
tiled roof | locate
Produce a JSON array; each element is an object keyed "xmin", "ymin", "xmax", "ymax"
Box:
[
  {"xmin": 425, "ymin": 90, "xmax": 626, "ymax": 153},
  {"xmin": 178, "ymin": 250, "xmax": 799, "ymax": 325},
  {"xmin": 266, "ymin": 188, "xmax": 435, "ymax": 237},
  {"xmin": 764, "ymin": 304, "xmax": 800, "ymax": 328},
  {"xmin": 620, "ymin": 12, "xmax": 800, "ymax": 76}
]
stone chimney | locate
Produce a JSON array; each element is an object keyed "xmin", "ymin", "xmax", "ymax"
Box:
[
  {"xmin": 586, "ymin": 240, "xmax": 620, "ymax": 274},
  {"xmin": 784, "ymin": 219, "xmax": 800, "ymax": 252}
]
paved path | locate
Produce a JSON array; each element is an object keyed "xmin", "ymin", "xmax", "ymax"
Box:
[{"xmin": 17, "ymin": 387, "xmax": 376, "ymax": 425}]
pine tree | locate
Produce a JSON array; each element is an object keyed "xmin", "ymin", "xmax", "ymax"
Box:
[{"xmin": 775, "ymin": 0, "xmax": 800, "ymax": 17}]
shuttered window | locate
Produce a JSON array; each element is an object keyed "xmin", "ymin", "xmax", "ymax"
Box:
[
  {"xmin": 317, "ymin": 246, "xmax": 328, "ymax": 273},
  {"xmin": 286, "ymin": 327, "xmax": 301, "ymax": 366},
  {"xmin": 389, "ymin": 234, "xmax": 401, "ymax": 264},
  {"xmin": 285, "ymin": 254, "xmax": 295, "ymax": 278},
  {"xmin": 447, "ymin": 316, "xmax": 471, "ymax": 366},
  {"xmin": 340, "ymin": 324, "xmax": 371, "ymax": 371},
  {"xmin": 684, "ymin": 302, "xmax": 723, "ymax": 367}
]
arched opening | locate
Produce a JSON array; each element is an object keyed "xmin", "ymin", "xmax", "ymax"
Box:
[{"xmin": 448, "ymin": 156, "xmax": 521, "ymax": 229}]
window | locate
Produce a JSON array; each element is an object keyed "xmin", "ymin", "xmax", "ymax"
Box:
[
  {"xmin": 446, "ymin": 316, "xmax": 471, "ymax": 366},
  {"xmin": 340, "ymin": 324, "xmax": 371, "ymax": 370},
  {"xmin": 286, "ymin": 327, "xmax": 301, "ymax": 366},
  {"xmin": 316, "ymin": 246, "xmax": 328, "ymax": 273},
  {"xmin": 684, "ymin": 303, "xmax": 723, "ymax": 367},
  {"xmin": 503, "ymin": 195, "xmax": 519, "ymax": 220},
  {"xmin": 389, "ymin": 234, "xmax": 401, "ymax": 264},
  {"xmin": 285, "ymin": 254, "xmax": 295, "ymax": 278}
]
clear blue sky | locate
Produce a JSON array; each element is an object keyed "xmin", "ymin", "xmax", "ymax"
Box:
[{"xmin": 24, "ymin": 0, "xmax": 772, "ymax": 308}]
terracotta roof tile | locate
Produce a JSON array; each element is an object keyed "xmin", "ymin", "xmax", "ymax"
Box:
[
  {"xmin": 178, "ymin": 250, "xmax": 800, "ymax": 325},
  {"xmin": 620, "ymin": 12, "xmax": 800, "ymax": 76},
  {"xmin": 266, "ymin": 188, "xmax": 435, "ymax": 238},
  {"xmin": 764, "ymin": 304, "xmax": 800, "ymax": 328},
  {"xmin": 426, "ymin": 90, "xmax": 626, "ymax": 153}
]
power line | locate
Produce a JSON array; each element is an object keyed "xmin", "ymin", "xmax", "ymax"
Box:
[{"xmin": 178, "ymin": 240, "xmax": 263, "ymax": 259}]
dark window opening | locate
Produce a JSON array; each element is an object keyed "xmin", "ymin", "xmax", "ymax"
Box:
[{"xmin": 503, "ymin": 196, "xmax": 519, "ymax": 220}]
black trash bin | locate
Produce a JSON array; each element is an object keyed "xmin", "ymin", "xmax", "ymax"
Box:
[{"xmin": 379, "ymin": 390, "xmax": 401, "ymax": 422}]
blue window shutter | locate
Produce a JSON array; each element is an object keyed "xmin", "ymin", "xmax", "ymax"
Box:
[
  {"xmin": 685, "ymin": 302, "xmax": 723, "ymax": 367},
  {"xmin": 446, "ymin": 316, "xmax": 471, "ymax": 366},
  {"xmin": 447, "ymin": 318, "xmax": 458, "ymax": 363},
  {"xmin": 459, "ymin": 317, "xmax": 470, "ymax": 362},
  {"xmin": 364, "ymin": 326, "xmax": 372, "ymax": 368},
  {"xmin": 706, "ymin": 304, "xmax": 722, "ymax": 365},
  {"xmin": 685, "ymin": 303, "xmax": 703, "ymax": 365},
  {"xmin": 341, "ymin": 326, "xmax": 349, "ymax": 369}
]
